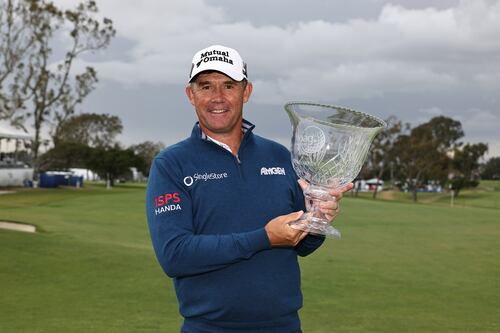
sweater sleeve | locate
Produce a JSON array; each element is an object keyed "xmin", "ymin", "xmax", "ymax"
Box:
[
  {"xmin": 295, "ymin": 233, "xmax": 326, "ymax": 256},
  {"xmin": 146, "ymin": 156, "xmax": 271, "ymax": 278}
]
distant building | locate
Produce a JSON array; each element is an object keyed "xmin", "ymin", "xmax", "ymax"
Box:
[
  {"xmin": 0, "ymin": 121, "xmax": 34, "ymax": 187},
  {"xmin": 398, "ymin": 179, "xmax": 443, "ymax": 193},
  {"xmin": 354, "ymin": 178, "xmax": 384, "ymax": 192},
  {"xmin": 69, "ymin": 168, "xmax": 100, "ymax": 181}
]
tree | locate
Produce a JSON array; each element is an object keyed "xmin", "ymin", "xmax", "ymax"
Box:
[
  {"xmin": 38, "ymin": 141, "xmax": 91, "ymax": 171},
  {"xmin": 129, "ymin": 141, "xmax": 164, "ymax": 177},
  {"xmin": 0, "ymin": 0, "xmax": 37, "ymax": 123},
  {"xmin": 481, "ymin": 157, "xmax": 500, "ymax": 180},
  {"xmin": 86, "ymin": 144, "xmax": 141, "ymax": 187},
  {"xmin": 449, "ymin": 143, "xmax": 488, "ymax": 197},
  {"xmin": 415, "ymin": 116, "xmax": 464, "ymax": 152},
  {"xmin": 364, "ymin": 115, "xmax": 402, "ymax": 199},
  {"xmin": 0, "ymin": 0, "xmax": 115, "ymax": 177},
  {"xmin": 40, "ymin": 142, "xmax": 145, "ymax": 187},
  {"xmin": 52, "ymin": 113, "xmax": 122, "ymax": 148},
  {"xmin": 392, "ymin": 116, "xmax": 463, "ymax": 202}
]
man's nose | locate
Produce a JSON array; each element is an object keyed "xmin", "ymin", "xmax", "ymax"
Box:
[{"xmin": 210, "ymin": 85, "xmax": 225, "ymax": 102}]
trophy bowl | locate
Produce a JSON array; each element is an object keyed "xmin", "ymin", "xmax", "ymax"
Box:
[{"xmin": 285, "ymin": 102, "xmax": 386, "ymax": 238}]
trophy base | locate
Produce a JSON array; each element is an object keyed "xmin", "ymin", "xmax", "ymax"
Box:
[{"xmin": 289, "ymin": 215, "xmax": 341, "ymax": 239}]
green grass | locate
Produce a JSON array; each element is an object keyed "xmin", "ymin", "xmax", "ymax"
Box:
[
  {"xmin": 1, "ymin": 182, "xmax": 500, "ymax": 332},
  {"xmin": 355, "ymin": 180, "xmax": 500, "ymax": 210},
  {"xmin": 0, "ymin": 184, "xmax": 181, "ymax": 332}
]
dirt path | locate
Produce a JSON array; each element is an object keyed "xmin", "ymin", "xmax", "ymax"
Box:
[
  {"xmin": 0, "ymin": 221, "xmax": 36, "ymax": 233},
  {"xmin": 0, "ymin": 190, "xmax": 14, "ymax": 195}
]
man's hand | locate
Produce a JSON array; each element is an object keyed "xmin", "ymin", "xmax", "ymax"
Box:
[
  {"xmin": 265, "ymin": 211, "xmax": 308, "ymax": 246},
  {"xmin": 298, "ymin": 179, "xmax": 354, "ymax": 221}
]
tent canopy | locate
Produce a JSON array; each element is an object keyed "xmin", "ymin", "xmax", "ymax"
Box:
[{"xmin": 0, "ymin": 121, "xmax": 33, "ymax": 140}]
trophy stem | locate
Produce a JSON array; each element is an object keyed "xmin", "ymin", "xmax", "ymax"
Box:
[
  {"xmin": 288, "ymin": 184, "xmax": 342, "ymax": 239},
  {"xmin": 289, "ymin": 215, "xmax": 341, "ymax": 238}
]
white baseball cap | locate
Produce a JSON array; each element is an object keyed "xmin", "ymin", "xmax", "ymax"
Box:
[{"xmin": 188, "ymin": 45, "xmax": 248, "ymax": 83}]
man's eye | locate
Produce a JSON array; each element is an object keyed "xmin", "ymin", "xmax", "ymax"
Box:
[{"xmin": 225, "ymin": 84, "xmax": 234, "ymax": 89}]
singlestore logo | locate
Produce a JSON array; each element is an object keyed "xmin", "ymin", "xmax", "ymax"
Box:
[{"xmin": 183, "ymin": 171, "xmax": 229, "ymax": 187}]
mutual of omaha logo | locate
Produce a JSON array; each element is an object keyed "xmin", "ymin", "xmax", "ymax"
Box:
[
  {"xmin": 298, "ymin": 125, "xmax": 326, "ymax": 155},
  {"xmin": 154, "ymin": 192, "xmax": 181, "ymax": 215},
  {"xmin": 196, "ymin": 49, "xmax": 233, "ymax": 68},
  {"xmin": 260, "ymin": 167, "xmax": 286, "ymax": 176}
]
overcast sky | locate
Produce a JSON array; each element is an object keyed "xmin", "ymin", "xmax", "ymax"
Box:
[{"xmin": 52, "ymin": 0, "xmax": 500, "ymax": 158}]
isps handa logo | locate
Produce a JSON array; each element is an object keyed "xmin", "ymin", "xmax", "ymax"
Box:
[{"xmin": 153, "ymin": 192, "xmax": 181, "ymax": 215}]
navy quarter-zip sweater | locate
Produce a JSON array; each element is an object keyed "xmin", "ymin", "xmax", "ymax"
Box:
[{"xmin": 146, "ymin": 120, "xmax": 325, "ymax": 333}]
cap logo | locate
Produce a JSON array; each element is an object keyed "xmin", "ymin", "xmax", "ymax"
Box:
[
  {"xmin": 196, "ymin": 49, "xmax": 234, "ymax": 68},
  {"xmin": 189, "ymin": 45, "xmax": 246, "ymax": 82}
]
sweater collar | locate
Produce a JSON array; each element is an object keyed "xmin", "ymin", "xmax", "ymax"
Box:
[{"xmin": 191, "ymin": 119, "xmax": 255, "ymax": 141}]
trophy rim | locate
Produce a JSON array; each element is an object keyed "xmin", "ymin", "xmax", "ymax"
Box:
[{"xmin": 284, "ymin": 101, "xmax": 387, "ymax": 130}]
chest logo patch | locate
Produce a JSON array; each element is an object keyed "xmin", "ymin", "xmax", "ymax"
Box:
[
  {"xmin": 154, "ymin": 192, "xmax": 182, "ymax": 215},
  {"xmin": 183, "ymin": 172, "xmax": 229, "ymax": 187},
  {"xmin": 260, "ymin": 167, "xmax": 286, "ymax": 176}
]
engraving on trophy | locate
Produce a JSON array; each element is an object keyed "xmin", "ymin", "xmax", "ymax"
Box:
[{"xmin": 298, "ymin": 125, "xmax": 326, "ymax": 155}]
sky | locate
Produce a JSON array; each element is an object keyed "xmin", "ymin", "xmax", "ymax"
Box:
[{"xmin": 51, "ymin": 0, "xmax": 500, "ymax": 158}]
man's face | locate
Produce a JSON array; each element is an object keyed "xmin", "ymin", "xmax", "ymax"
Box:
[{"xmin": 186, "ymin": 71, "xmax": 252, "ymax": 137}]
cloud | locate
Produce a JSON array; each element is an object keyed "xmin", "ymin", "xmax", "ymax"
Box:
[
  {"xmin": 457, "ymin": 108, "xmax": 500, "ymax": 158},
  {"xmin": 455, "ymin": 108, "xmax": 500, "ymax": 139},
  {"xmin": 419, "ymin": 107, "xmax": 445, "ymax": 116},
  {"xmin": 61, "ymin": 0, "xmax": 499, "ymax": 102},
  {"xmin": 252, "ymin": 61, "xmax": 457, "ymax": 103}
]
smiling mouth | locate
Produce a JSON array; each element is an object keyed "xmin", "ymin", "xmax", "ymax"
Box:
[{"xmin": 209, "ymin": 109, "xmax": 227, "ymax": 114}]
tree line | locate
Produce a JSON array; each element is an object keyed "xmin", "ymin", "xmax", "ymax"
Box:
[
  {"xmin": 39, "ymin": 113, "xmax": 163, "ymax": 186},
  {"xmin": 361, "ymin": 115, "xmax": 496, "ymax": 201}
]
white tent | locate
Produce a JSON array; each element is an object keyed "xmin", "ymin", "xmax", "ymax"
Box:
[
  {"xmin": 354, "ymin": 178, "xmax": 384, "ymax": 192},
  {"xmin": 0, "ymin": 120, "xmax": 33, "ymax": 153},
  {"xmin": 0, "ymin": 120, "xmax": 33, "ymax": 140},
  {"xmin": 0, "ymin": 121, "xmax": 34, "ymax": 187}
]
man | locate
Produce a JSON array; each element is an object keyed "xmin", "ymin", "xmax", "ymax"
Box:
[{"xmin": 146, "ymin": 45, "xmax": 352, "ymax": 333}]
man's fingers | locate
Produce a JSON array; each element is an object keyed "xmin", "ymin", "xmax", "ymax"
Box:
[
  {"xmin": 286, "ymin": 210, "xmax": 304, "ymax": 223},
  {"xmin": 266, "ymin": 211, "xmax": 310, "ymax": 246},
  {"xmin": 320, "ymin": 199, "xmax": 339, "ymax": 211},
  {"xmin": 286, "ymin": 211, "xmax": 308, "ymax": 244},
  {"xmin": 297, "ymin": 230, "xmax": 309, "ymax": 243},
  {"xmin": 320, "ymin": 208, "xmax": 339, "ymax": 216},
  {"xmin": 298, "ymin": 179, "xmax": 308, "ymax": 191},
  {"xmin": 328, "ymin": 182, "xmax": 354, "ymax": 198}
]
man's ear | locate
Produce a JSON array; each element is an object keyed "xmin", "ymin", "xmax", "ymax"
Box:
[
  {"xmin": 185, "ymin": 84, "xmax": 195, "ymax": 106},
  {"xmin": 243, "ymin": 81, "xmax": 253, "ymax": 104}
]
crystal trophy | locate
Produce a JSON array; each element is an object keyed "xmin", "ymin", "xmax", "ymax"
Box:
[{"xmin": 285, "ymin": 102, "xmax": 386, "ymax": 238}]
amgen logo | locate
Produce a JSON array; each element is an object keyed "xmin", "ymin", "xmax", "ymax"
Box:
[{"xmin": 260, "ymin": 167, "xmax": 286, "ymax": 176}]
